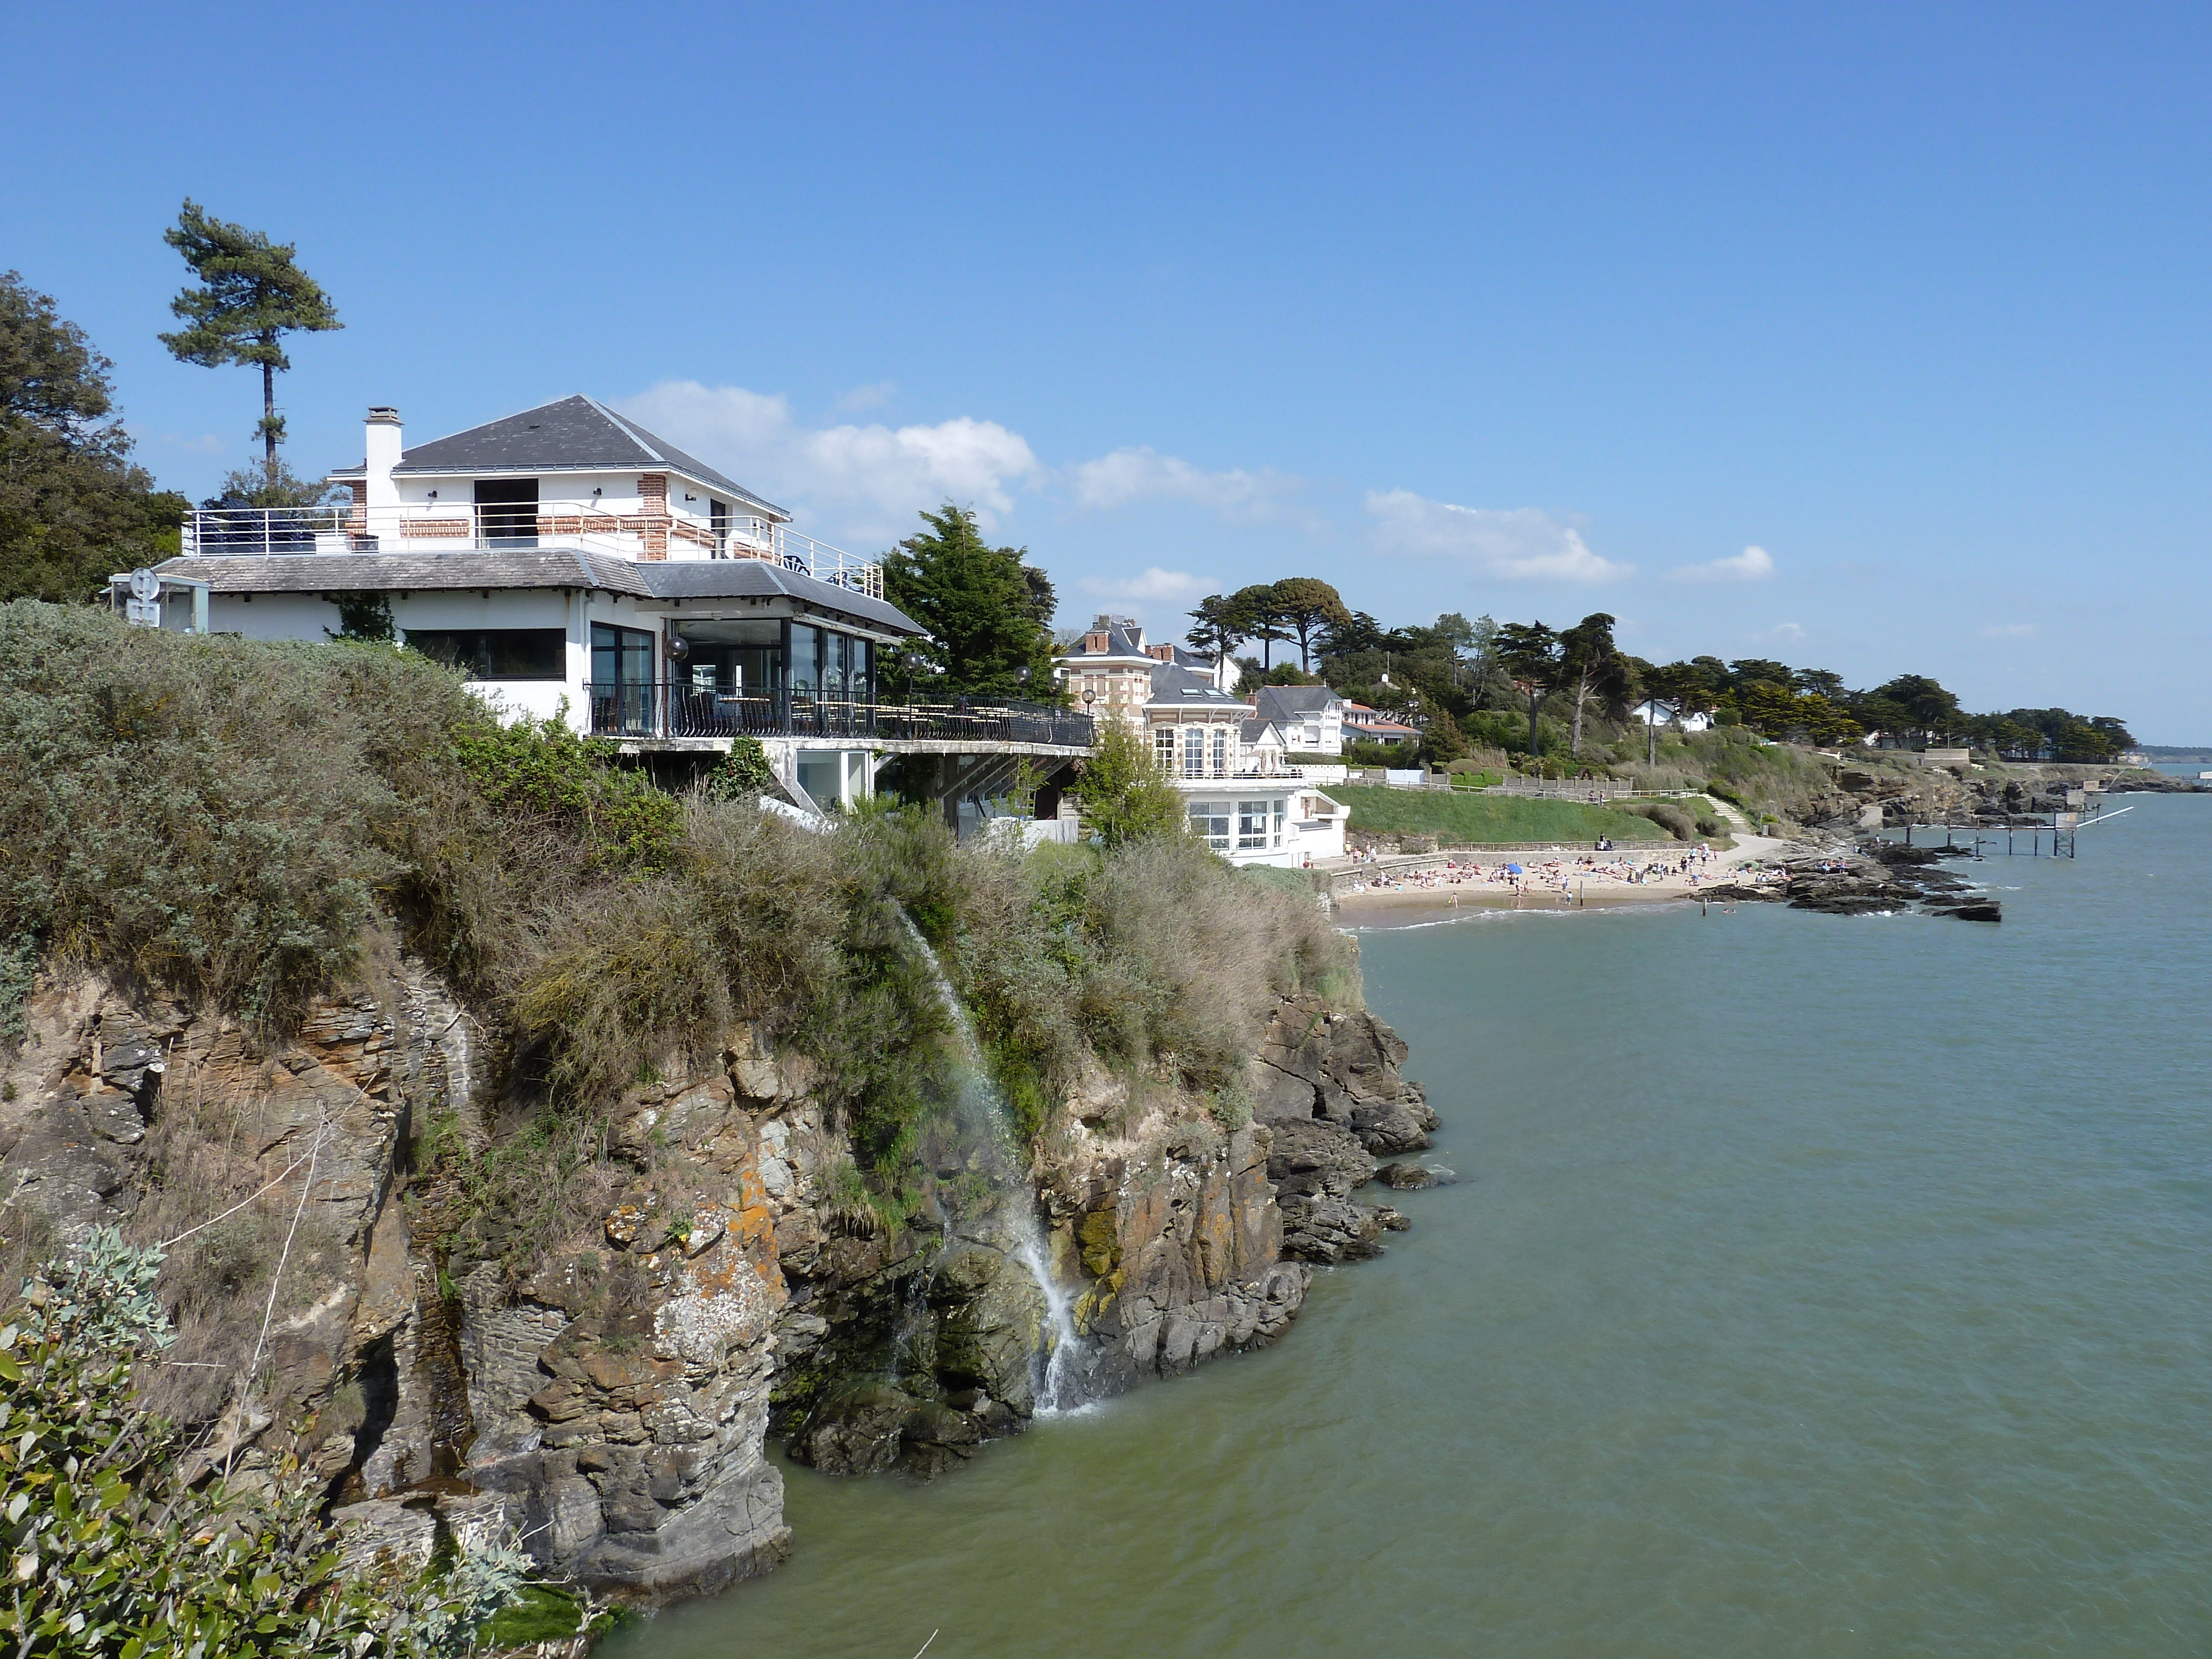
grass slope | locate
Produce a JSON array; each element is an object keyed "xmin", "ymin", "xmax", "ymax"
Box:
[{"xmin": 1329, "ymin": 785, "xmax": 1677, "ymax": 845}]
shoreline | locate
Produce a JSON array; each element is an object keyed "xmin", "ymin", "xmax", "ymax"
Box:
[{"xmin": 1331, "ymin": 834, "xmax": 1791, "ymax": 928}]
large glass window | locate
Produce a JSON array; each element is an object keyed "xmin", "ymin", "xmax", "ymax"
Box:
[
  {"xmin": 790, "ymin": 624, "xmax": 821, "ymax": 694},
  {"xmin": 1156, "ymin": 728, "xmax": 1177, "ymax": 768},
  {"xmin": 404, "ymin": 628, "xmax": 564, "ymax": 680},
  {"xmin": 823, "ymin": 630, "xmax": 850, "ymax": 698},
  {"xmin": 674, "ymin": 618, "xmax": 781, "ymax": 700},
  {"xmin": 1238, "ymin": 800, "xmax": 1271, "ymax": 851},
  {"xmin": 1188, "ymin": 801, "xmax": 1230, "ymax": 850},
  {"xmin": 1212, "ymin": 727, "xmax": 1230, "ymax": 775},
  {"xmin": 1183, "ymin": 727, "xmax": 1205, "ymax": 776},
  {"xmin": 589, "ymin": 623, "xmax": 654, "ymax": 735}
]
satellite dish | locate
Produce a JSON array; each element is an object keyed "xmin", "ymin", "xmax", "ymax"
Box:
[{"xmin": 128, "ymin": 568, "xmax": 160, "ymax": 600}]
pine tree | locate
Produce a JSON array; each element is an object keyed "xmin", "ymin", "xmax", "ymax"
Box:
[
  {"xmin": 159, "ymin": 201, "xmax": 341, "ymax": 485},
  {"xmin": 881, "ymin": 504, "xmax": 1058, "ymax": 699}
]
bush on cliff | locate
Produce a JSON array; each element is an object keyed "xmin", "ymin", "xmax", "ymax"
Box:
[{"xmin": 0, "ymin": 605, "xmax": 1361, "ymax": 1250}]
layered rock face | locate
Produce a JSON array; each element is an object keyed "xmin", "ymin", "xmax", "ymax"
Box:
[
  {"xmin": 1, "ymin": 967, "xmax": 1426, "ymax": 1602},
  {"xmin": 1253, "ymin": 995, "xmax": 1436, "ymax": 1263}
]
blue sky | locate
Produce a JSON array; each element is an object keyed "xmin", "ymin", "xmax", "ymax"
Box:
[{"xmin": 9, "ymin": 2, "xmax": 2210, "ymax": 737}]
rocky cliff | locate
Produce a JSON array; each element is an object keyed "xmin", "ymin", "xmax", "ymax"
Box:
[{"xmin": 0, "ymin": 959, "xmax": 1426, "ymax": 1605}]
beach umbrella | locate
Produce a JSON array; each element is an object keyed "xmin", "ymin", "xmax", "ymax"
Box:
[{"xmin": 1504, "ymin": 863, "xmax": 1525, "ymax": 874}]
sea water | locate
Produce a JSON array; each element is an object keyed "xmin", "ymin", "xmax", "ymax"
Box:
[{"xmin": 608, "ymin": 792, "xmax": 2212, "ymax": 1658}]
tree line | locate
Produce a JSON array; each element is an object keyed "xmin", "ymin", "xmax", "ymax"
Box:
[{"xmin": 1181, "ymin": 579, "xmax": 2136, "ymax": 765}]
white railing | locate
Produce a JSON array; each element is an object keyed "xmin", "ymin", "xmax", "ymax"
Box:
[
  {"xmin": 180, "ymin": 503, "xmax": 882, "ymax": 596},
  {"xmin": 1170, "ymin": 764, "xmax": 1305, "ymax": 782}
]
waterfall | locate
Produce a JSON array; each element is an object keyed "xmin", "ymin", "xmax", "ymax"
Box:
[{"xmin": 899, "ymin": 913, "xmax": 1087, "ymax": 1413}]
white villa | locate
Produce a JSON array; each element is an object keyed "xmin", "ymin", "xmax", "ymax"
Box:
[
  {"xmin": 1251, "ymin": 684, "xmax": 1344, "ymax": 755},
  {"xmin": 149, "ymin": 398, "xmax": 1091, "ymax": 811},
  {"xmin": 1630, "ymin": 699, "xmax": 1713, "ymax": 734},
  {"xmin": 1056, "ymin": 616, "xmax": 1345, "ymax": 867}
]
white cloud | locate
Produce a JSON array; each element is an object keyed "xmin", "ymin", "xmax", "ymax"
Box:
[
  {"xmin": 1070, "ymin": 446, "xmax": 1302, "ymax": 522},
  {"xmin": 1979, "ymin": 623, "xmax": 2037, "ymax": 639},
  {"xmin": 836, "ymin": 380, "xmax": 896, "ymax": 411},
  {"xmin": 1758, "ymin": 622, "xmax": 1808, "ymax": 643},
  {"xmin": 1361, "ymin": 491, "xmax": 1631, "ymax": 583},
  {"xmin": 1076, "ymin": 567, "xmax": 1219, "ymax": 604},
  {"xmin": 1667, "ymin": 544, "xmax": 1775, "ymax": 583},
  {"xmin": 614, "ymin": 380, "xmax": 1040, "ymax": 538}
]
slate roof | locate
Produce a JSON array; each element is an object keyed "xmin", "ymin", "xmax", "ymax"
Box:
[
  {"xmin": 156, "ymin": 552, "xmax": 924, "ymax": 636},
  {"xmin": 328, "ymin": 395, "xmax": 787, "ymax": 517},
  {"xmin": 1255, "ymin": 685, "xmax": 1341, "ymax": 718},
  {"xmin": 635, "ymin": 559, "xmax": 921, "ymax": 635},
  {"xmin": 1146, "ymin": 660, "xmax": 1243, "ymax": 709},
  {"xmin": 1056, "ymin": 615, "xmax": 1154, "ymax": 660}
]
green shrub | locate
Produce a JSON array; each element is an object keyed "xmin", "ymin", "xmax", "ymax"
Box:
[
  {"xmin": 0, "ymin": 605, "xmax": 472, "ymax": 1029},
  {"xmin": 1618, "ymin": 799, "xmax": 1697, "ymax": 839},
  {"xmin": 0, "ymin": 1227, "xmax": 541, "ymax": 1656},
  {"xmin": 452, "ymin": 712, "xmax": 682, "ymax": 873},
  {"xmin": 703, "ymin": 735, "xmax": 775, "ymax": 800}
]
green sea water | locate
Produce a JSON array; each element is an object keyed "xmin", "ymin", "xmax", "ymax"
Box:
[{"xmin": 608, "ymin": 792, "xmax": 2212, "ymax": 1658}]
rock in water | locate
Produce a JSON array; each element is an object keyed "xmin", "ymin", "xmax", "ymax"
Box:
[{"xmin": 1375, "ymin": 1162, "xmax": 1443, "ymax": 1190}]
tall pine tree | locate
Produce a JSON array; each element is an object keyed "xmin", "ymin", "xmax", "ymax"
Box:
[{"xmin": 160, "ymin": 201, "xmax": 341, "ymax": 488}]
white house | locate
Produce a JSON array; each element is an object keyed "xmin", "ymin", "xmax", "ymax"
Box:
[
  {"xmin": 1145, "ymin": 659, "xmax": 1345, "ymax": 867},
  {"xmin": 1631, "ymin": 699, "xmax": 1713, "ymax": 734},
  {"xmin": 154, "ymin": 399, "xmax": 935, "ymax": 811},
  {"xmin": 1046, "ymin": 620, "xmax": 1345, "ymax": 863},
  {"xmin": 1342, "ymin": 701, "xmax": 1420, "ymax": 747},
  {"xmin": 1251, "ymin": 684, "xmax": 1344, "ymax": 755}
]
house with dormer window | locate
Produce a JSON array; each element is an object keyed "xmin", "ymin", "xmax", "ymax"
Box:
[{"xmin": 1053, "ymin": 613, "xmax": 1343, "ymax": 865}]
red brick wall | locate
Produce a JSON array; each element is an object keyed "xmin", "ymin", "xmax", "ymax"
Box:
[{"xmin": 638, "ymin": 473, "xmax": 670, "ymax": 559}]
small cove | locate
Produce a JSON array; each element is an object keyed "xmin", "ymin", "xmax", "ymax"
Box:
[{"xmin": 611, "ymin": 792, "xmax": 2212, "ymax": 1658}]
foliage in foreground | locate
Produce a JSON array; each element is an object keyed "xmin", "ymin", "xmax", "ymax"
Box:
[{"xmin": 0, "ymin": 1228, "xmax": 564, "ymax": 1657}]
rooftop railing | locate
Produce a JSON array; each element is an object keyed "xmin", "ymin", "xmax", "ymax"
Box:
[
  {"xmin": 587, "ymin": 685, "xmax": 1095, "ymax": 749},
  {"xmin": 180, "ymin": 503, "xmax": 883, "ymax": 597}
]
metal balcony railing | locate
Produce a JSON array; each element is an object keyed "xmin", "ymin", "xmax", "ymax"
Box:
[
  {"xmin": 1168, "ymin": 763, "xmax": 1305, "ymax": 781},
  {"xmin": 180, "ymin": 503, "xmax": 883, "ymax": 597},
  {"xmin": 586, "ymin": 685, "xmax": 1096, "ymax": 748}
]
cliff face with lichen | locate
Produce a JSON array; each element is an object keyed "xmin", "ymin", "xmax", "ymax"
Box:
[{"xmin": 1, "ymin": 957, "xmax": 1427, "ymax": 1604}]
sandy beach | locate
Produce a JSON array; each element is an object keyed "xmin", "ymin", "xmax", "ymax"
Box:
[{"xmin": 1329, "ymin": 834, "xmax": 1790, "ymax": 926}]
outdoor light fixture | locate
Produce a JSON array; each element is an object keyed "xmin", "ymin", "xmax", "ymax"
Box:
[{"xmin": 426, "ymin": 489, "xmax": 437, "ymax": 499}]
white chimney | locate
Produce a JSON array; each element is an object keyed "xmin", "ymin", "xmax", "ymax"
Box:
[{"xmin": 364, "ymin": 407, "xmax": 403, "ymax": 512}]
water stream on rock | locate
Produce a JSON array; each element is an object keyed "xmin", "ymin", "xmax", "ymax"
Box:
[{"xmin": 899, "ymin": 914, "xmax": 1087, "ymax": 1412}]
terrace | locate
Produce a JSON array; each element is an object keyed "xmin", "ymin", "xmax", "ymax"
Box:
[
  {"xmin": 179, "ymin": 502, "xmax": 884, "ymax": 597},
  {"xmin": 586, "ymin": 684, "xmax": 1097, "ymax": 750}
]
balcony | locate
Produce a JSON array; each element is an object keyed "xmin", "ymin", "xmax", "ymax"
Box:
[
  {"xmin": 587, "ymin": 685, "xmax": 1097, "ymax": 749},
  {"xmin": 179, "ymin": 503, "xmax": 883, "ymax": 597}
]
